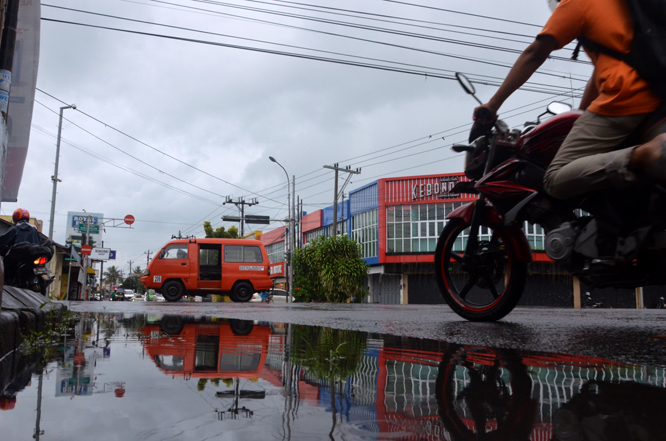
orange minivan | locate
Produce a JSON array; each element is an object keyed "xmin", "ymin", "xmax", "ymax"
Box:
[{"xmin": 140, "ymin": 238, "xmax": 273, "ymax": 302}]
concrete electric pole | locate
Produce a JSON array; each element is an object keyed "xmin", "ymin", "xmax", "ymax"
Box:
[{"xmin": 323, "ymin": 164, "xmax": 360, "ymax": 236}]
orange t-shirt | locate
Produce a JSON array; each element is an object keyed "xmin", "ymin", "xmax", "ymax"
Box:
[{"xmin": 539, "ymin": 0, "xmax": 661, "ymax": 116}]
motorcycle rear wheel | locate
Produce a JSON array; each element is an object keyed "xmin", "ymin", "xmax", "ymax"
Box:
[{"xmin": 435, "ymin": 218, "xmax": 526, "ymax": 322}]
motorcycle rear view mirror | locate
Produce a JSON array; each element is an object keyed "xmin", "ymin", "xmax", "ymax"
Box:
[
  {"xmin": 452, "ymin": 144, "xmax": 475, "ymax": 153},
  {"xmin": 455, "ymin": 72, "xmax": 483, "ymax": 105},
  {"xmin": 547, "ymin": 101, "xmax": 572, "ymax": 115}
]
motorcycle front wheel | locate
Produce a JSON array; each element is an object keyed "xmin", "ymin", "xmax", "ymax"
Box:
[{"xmin": 435, "ymin": 218, "xmax": 526, "ymax": 322}]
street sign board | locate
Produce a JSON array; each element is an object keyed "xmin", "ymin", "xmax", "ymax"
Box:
[
  {"xmin": 245, "ymin": 215, "xmax": 270, "ymax": 225},
  {"xmin": 109, "ymin": 250, "xmax": 116, "ymax": 260},
  {"xmin": 81, "ymin": 245, "xmax": 92, "ymax": 255},
  {"xmin": 77, "ymin": 224, "xmax": 100, "ymax": 234},
  {"xmin": 90, "ymin": 248, "xmax": 111, "ymax": 261},
  {"xmin": 222, "ymin": 216, "xmax": 242, "ymax": 222}
]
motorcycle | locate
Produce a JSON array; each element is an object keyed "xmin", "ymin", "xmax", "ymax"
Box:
[
  {"xmin": 434, "ymin": 73, "xmax": 666, "ymax": 322},
  {"xmin": 1, "ymin": 241, "xmax": 54, "ymax": 296}
]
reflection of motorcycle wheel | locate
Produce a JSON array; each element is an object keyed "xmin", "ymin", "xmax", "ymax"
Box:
[{"xmin": 436, "ymin": 345, "xmax": 536, "ymax": 441}]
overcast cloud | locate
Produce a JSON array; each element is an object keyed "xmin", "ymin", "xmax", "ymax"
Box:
[{"xmin": 1, "ymin": 0, "xmax": 592, "ymax": 275}]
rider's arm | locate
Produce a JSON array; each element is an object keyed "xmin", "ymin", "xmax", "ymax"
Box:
[
  {"xmin": 579, "ymin": 71, "xmax": 598, "ymax": 111},
  {"xmin": 475, "ymin": 35, "xmax": 559, "ymax": 121}
]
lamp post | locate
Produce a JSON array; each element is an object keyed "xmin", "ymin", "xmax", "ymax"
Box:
[
  {"xmin": 269, "ymin": 156, "xmax": 292, "ymax": 303},
  {"xmin": 48, "ymin": 104, "xmax": 76, "ymax": 240}
]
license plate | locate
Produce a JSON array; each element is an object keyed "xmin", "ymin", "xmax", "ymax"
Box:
[{"xmin": 153, "ymin": 276, "xmax": 162, "ymax": 283}]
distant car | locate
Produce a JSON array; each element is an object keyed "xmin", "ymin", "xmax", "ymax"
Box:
[
  {"xmin": 123, "ymin": 289, "xmax": 135, "ymax": 300},
  {"xmin": 251, "ymin": 288, "xmax": 293, "ymax": 303}
]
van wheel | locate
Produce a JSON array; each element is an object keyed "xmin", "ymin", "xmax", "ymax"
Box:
[
  {"xmin": 162, "ymin": 280, "xmax": 184, "ymax": 302},
  {"xmin": 232, "ymin": 282, "xmax": 254, "ymax": 302}
]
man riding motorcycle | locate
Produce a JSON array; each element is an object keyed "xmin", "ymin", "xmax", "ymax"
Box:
[
  {"xmin": 0, "ymin": 209, "xmax": 41, "ymax": 253},
  {"xmin": 475, "ymin": 0, "xmax": 666, "ymax": 203},
  {"xmin": 0, "ymin": 208, "xmax": 54, "ymax": 294}
]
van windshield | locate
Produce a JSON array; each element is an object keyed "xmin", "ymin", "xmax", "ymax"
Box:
[{"xmin": 162, "ymin": 245, "xmax": 188, "ymax": 259}]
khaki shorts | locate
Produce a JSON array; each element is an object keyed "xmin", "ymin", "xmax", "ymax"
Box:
[{"xmin": 543, "ymin": 111, "xmax": 649, "ymax": 199}]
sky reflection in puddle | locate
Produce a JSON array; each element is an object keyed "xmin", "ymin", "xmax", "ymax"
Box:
[{"xmin": 2, "ymin": 312, "xmax": 666, "ymax": 441}]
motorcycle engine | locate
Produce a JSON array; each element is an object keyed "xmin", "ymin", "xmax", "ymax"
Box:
[{"xmin": 545, "ymin": 222, "xmax": 578, "ymax": 262}]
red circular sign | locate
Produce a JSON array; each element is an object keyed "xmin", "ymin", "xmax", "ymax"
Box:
[
  {"xmin": 124, "ymin": 214, "xmax": 135, "ymax": 225},
  {"xmin": 81, "ymin": 244, "xmax": 92, "ymax": 255}
]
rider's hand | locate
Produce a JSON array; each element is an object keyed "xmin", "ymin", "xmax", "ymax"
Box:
[{"xmin": 473, "ymin": 104, "xmax": 498, "ymax": 125}]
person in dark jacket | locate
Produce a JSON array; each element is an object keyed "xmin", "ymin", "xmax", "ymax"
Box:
[{"xmin": 0, "ymin": 208, "xmax": 41, "ymax": 255}]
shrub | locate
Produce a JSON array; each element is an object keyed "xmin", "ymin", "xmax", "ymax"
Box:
[{"xmin": 292, "ymin": 235, "xmax": 368, "ymax": 303}]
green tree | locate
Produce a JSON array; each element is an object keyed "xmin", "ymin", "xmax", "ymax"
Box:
[
  {"xmin": 292, "ymin": 235, "xmax": 368, "ymax": 303},
  {"xmin": 203, "ymin": 221, "xmax": 239, "ymax": 238},
  {"xmin": 103, "ymin": 265, "xmax": 122, "ymax": 286}
]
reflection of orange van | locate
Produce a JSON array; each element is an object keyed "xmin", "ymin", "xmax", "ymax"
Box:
[
  {"xmin": 140, "ymin": 238, "xmax": 272, "ymax": 302},
  {"xmin": 141, "ymin": 318, "xmax": 271, "ymax": 379}
]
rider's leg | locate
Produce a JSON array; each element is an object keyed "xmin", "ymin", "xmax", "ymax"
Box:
[
  {"xmin": 628, "ymin": 133, "xmax": 666, "ymax": 179},
  {"xmin": 543, "ymin": 111, "xmax": 648, "ymax": 199}
]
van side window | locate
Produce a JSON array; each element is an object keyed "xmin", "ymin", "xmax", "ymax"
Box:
[
  {"xmin": 162, "ymin": 245, "xmax": 188, "ymax": 259},
  {"xmin": 224, "ymin": 245, "xmax": 264, "ymax": 263},
  {"xmin": 243, "ymin": 246, "xmax": 263, "ymax": 263},
  {"xmin": 224, "ymin": 246, "xmax": 243, "ymax": 262}
]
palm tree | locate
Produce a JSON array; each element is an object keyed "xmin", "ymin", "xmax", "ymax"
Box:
[{"xmin": 103, "ymin": 265, "xmax": 121, "ymax": 286}]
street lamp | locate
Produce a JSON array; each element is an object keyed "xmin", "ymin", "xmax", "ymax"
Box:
[
  {"xmin": 48, "ymin": 103, "xmax": 76, "ymax": 240},
  {"xmin": 269, "ymin": 156, "xmax": 292, "ymax": 303}
]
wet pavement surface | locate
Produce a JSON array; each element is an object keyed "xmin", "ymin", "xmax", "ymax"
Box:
[{"xmin": 1, "ymin": 303, "xmax": 666, "ymax": 440}]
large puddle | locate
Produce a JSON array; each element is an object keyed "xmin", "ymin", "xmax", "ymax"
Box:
[{"xmin": 2, "ymin": 312, "xmax": 666, "ymax": 440}]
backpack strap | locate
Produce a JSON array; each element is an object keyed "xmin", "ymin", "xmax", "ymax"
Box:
[{"xmin": 571, "ymin": 36, "xmax": 629, "ymax": 63}]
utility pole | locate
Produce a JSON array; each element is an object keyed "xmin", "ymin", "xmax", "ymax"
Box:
[
  {"xmin": 128, "ymin": 260, "xmax": 133, "ymax": 276},
  {"xmin": 145, "ymin": 250, "xmax": 152, "ymax": 266},
  {"xmin": 223, "ymin": 196, "xmax": 259, "ymax": 237},
  {"xmin": 323, "ymin": 164, "xmax": 360, "ymax": 236},
  {"xmin": 81, "ymin": 213, "xmax": 92, "ymax": 301}
]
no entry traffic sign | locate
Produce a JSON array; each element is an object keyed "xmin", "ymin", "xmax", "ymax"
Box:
[
  {"xmin": 81, "ymin": 244, "xmax": 92, "ymax": 255},
  {"xmin": 124, "ymin": 214, "xmax": 135, "ymax": 225}
]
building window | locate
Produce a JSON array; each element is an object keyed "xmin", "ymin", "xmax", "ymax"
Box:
[
  {"xmin": 265, "ymin": 241, "xmax": 285, "ymax": 264},
  {"xmin": 386, "ymin": 203, "xmax": 546, "ymax": 254},
  {"xmin": 304, "ymin": 228, "xmax": 323, "ymax": 244},
  {"xmin": 352, "ymin": 209, "xmax": 378, "ymax": 259},
  {"xmin": 325, "ymin": 222, "xmax": 347, "ymax": 237}
]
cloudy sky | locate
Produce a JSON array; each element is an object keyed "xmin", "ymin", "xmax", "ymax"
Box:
[{"xmin": 1, "ymin": 0, "xmax": 592, "ymax": 275}]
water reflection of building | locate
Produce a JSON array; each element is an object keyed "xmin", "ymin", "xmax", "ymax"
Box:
[
  {"xmin": 139, "ymin": 319, "xmax": 666, "ymax": 440},
  {"xmin": 266, "ymin": 335, "xmax": 666, "ymax": 440}
]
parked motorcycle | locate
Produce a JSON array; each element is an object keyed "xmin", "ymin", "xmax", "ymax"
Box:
[
  {"xmin": 1, "ymin": 241, "xmax": 54, "ymax": 295},
  {"xmin": 434, "ymin": 73, "xmax": 666, "ymax": 322}
]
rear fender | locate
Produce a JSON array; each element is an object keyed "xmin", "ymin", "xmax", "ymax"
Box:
[{"xmin": 447, "ymin": 202, "xmax": 533, "ymax": 263}]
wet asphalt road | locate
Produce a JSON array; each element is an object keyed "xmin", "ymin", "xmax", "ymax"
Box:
[{"xmin": 67, "ymin": 301, "xmax": 666, "ymax": 367}]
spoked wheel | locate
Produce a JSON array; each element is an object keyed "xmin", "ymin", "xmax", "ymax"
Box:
[
  {"xmin": 435, "ymin": 218, "xmax": 526, "ymax": 322},
  {"xmin": 436, "ymin": 345, "xmax": 536, "ymax": 441}
]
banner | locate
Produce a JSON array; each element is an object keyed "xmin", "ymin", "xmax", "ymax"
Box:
[{"xmin": 2, "ymin": 0, "xmax": 41, "ymax": 202}]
